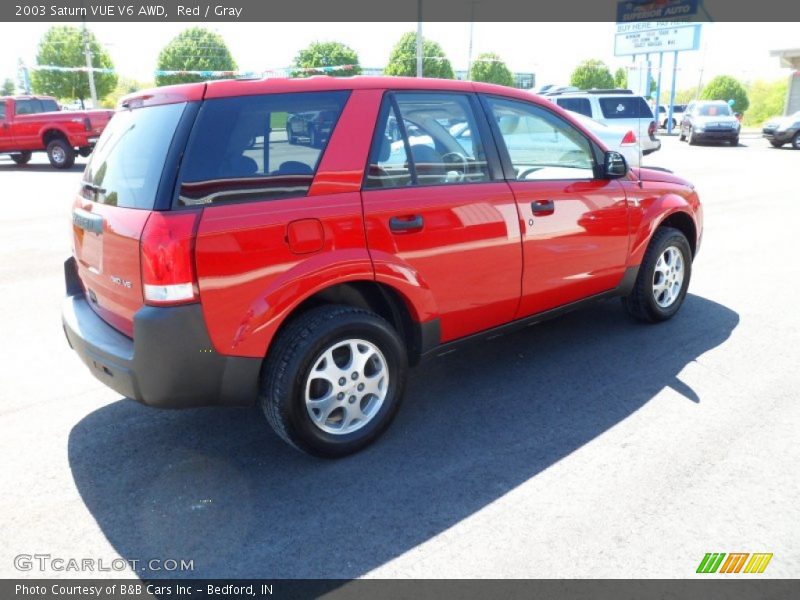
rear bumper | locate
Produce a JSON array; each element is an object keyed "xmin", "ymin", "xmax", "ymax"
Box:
[
  {"xmin": 642, "ymin": 139, "xmax": 661, "ymax": 155},
  {"xmin": 62, "ymin": 258, "xmax": 260, "ymax": 409}
]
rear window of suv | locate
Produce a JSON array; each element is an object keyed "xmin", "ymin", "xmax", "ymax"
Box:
[
  {"xmin": 598, "ymin": 96, "xmax": 652, "ymax": 119},
  {"xmin": 176, "ymin": 91, "xmax": 349, "ymax": 207}
]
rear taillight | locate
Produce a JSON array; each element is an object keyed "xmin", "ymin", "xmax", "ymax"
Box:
[
  {"xmin": 83, "ymin": 117, "xmax": 92, "ymax": 131},
  {"xmin": 141, "ymin": 211, "xmax": 200, "ymax": 306},
  {"xmin": 648, "ymin": 121, "xmax": 657, "ymax": 138},
  {"xmin": 621, "ymin": 130, "xmax": 637, "ymax": 145}
]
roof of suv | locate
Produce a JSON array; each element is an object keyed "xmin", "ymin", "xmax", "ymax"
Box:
[
  {"xmin": 547, "ymin": 89, "xmax": 635, "ymax": 97},
  {"xmin": 120, "ymin": 75, "xmax": 547, "ymax": 108}
]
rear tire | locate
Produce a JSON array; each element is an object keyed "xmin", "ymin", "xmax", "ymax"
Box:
[
  {"xmin": 679, "ymin": 128, "xmax": 686, "ymax": 142},
  {"xmin": 260, "ymin": 304, "xmax": 408, "ymax": 457},
  {"xmin": 78, "ymin": 146, "xmax": 93, "ymax": 157},
  {"xmin": 309, "ymin": 126, "xmax": 319, "ymax": 148},
  {"xmin": 46, "ymin": 138, "xmax": 75, "ymax": 169},
  {"xmin": 10, "ymin": 151, "xmax": 32, "ymax": 165},
  {"xmin": 622, "ymin": 226, "xmax": 692, "ymax": 323},
  {"xmin": 687, "ymin": 127, "xmax": 697, "ymax": 145},
  {"xmin": 730, "ymin": 137, "xmax": 739, "ymax": 146},
  {"xmin": 792, "ymin": 132, "xmax": 800, "ymax": 150}
]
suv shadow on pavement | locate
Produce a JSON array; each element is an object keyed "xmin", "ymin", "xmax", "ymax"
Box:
[{"xmin": 68, "ymin": 294, "xmax": 738, "ymax": 580}]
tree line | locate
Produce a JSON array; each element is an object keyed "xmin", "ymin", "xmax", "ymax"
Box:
[
  {"xmin": 16, "ymin": 26, "xmax": 516, "ymax": 107},
  {"xmin": 8, "ymin": 26, "xmax": 786, "ymax": 126}
]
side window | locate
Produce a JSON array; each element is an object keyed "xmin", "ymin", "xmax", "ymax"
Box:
[
  {"xmin": 177, "ymin": 91, "xmax": 348, "ymax": 206},
  {"xmin": 0, "ymin": 102, "xmax": 6, "ymax": 120},
  {"xmin": 15, "ymin": 100, "xmax": 34, "ymax": 115},
  {"xmin": 556, "ymin": 97, "xmax": 592, "ymax": 118},
  {"xmin": 41, "ymin": 99, "xmax": 59, "ymax": 112},
  {"xmin": 365, "ymin": 92, "xmax": 492, "ymax": 189},
  {"xmin": 485, "ymin": 96, "xmax": 596, "ymax": 181}
]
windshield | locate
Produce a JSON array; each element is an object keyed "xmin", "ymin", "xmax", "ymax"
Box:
[
  {"xmin": 82, "ymin": 102, "xmax": 186, "ymax": 209},
  {"xmin": 698, "ymin": 104, "xmax": 732, "ymax": 117}
]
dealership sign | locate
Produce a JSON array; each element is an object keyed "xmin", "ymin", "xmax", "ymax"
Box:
[
  {"xmin": 614, "ymin": 22, "xmax": 701, "ymax": 56},
  {"xmin": 616, "ymin": 0, "xmax": 700, "ymax": 23}
]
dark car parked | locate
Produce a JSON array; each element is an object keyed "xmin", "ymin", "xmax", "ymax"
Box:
[
  {"xmin": 762, "ymin": 111, "xmax": 800, "ymax": 149},
  {"xmin": 286, "ymin": 109, "xmax": 337, "ymax": 147},
  {"xmin": 679, "ymin": 101, "xmax": 741, "ymax": 146}
]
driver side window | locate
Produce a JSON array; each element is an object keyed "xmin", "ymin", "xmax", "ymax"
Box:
[{"xmin": 365, "ymin": 92, "xmax": 492, "ymax": 189}]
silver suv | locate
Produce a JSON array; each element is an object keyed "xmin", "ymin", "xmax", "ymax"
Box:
[{"xmin": 545, "ymin": 89, "xmax": 661, "ymax": 156}]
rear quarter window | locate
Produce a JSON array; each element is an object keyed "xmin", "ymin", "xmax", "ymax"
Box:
[
  {"xmin": 556, "ymin": 97, "xmax": 592, "ymax": 118},
  {"xmin": 177, "ymin": 91, "xmax": 349, "ymax": 207},
  {"xmin": 599, "ymin": 96, "xmax": 652, "ymax": 119}
]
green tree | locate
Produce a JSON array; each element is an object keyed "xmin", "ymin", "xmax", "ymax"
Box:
[
  {"xmin": 674, "ymin": 87, "xmax": 697, "ymax": 104},
  {"xmin": 156, "ymin": 27, "xmax": 237, "ymax": 86},
  {"xmin": 293, "ymin": 41, "xmax": 361, "ymax": 77},
  {"xmin": 570, "ymin": 59, "xmax": 615, "ymax": 90},
  {"xmin": 743, "ymin": 78, "xmax": 788, "ymax": 126},
  {"xmin": 30, "ymin": 26, "xmax": 117, "ymax": 104},
  {"xmin": 100, "ymin": 77, "xmax": 153, "ymax": 108},
  {"xmin": 469, "ymin": 52, "xmax": 514, "ymax": 86},
  {"xmin": 384, "ymin": 32, "xmax": 454, "ymax": 79},
  {"xmin": 1, "ymin": 78, "xmax": 14, "ymax": 95},
  {"xmin": 614, "ymin": 67, "xmax": 627, "ymax": 88},
  {"xmin": 700, "ymin": 75, "xmax": 749, "ymax": 113}
]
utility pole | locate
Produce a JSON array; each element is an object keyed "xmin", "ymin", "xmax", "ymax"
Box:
[
  {"xmin": 82, "ymin": 20, "xmax": 98, "ymax": 108},
  {"xmin": 466, "ymin": 1, "xmax": 476, "ymax": 80},
  {"xmin": 416, "ymin": 0, "xmax": 423, "ymax": 78}
]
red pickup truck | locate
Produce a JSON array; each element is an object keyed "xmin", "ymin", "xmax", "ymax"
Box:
[
  {"xmin": 62, "ymin": 77, "xmax": 702, "ymax": 457},
  {"xmin": 0, "ymin": 95, "xmax": 113, "ymax": 168}
]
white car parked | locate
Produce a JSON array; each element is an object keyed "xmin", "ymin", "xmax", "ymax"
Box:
[
  {"xmin": 544, "ymin": 89, "xmax": 661, "ymax": 156},
  {"xmin": 566, "ymin": 110, "xmax": 642, "ymax": 167}
]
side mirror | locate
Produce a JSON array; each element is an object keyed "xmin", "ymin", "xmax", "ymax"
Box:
[{"xmin": 603, "ymin": 150, "xmax": 628, "ymax": 179}]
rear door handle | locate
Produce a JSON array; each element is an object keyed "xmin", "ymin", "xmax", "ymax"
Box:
[
  {"xmin": 531, "ymin": 199, "xmax": 555, "ymax": 215},
  {"xmin": 389, "ymin": 215, "xmax": 424, "ymax": 232}
]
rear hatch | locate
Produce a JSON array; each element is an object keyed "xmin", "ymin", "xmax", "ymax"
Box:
[
  {"xmin": 71, "ymin": 97, "xmax": 197, "ymax": 337},
  {"xmin": 597, "ymin": 95, "xmax": 658, "ymax": 150}
]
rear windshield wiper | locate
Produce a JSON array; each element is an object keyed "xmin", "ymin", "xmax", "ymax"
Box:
[{"xmin": 82, "ymin": 181, "xmax": 107, "ymax": 195}]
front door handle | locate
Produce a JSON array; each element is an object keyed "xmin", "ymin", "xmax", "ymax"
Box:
[
  {"xmin": 531, "ymin": 199, "xmax": 555, "ymax": 215},
  {"xmin": 389, "ymin": 215, "xmax": 424, "ymax": 232}
]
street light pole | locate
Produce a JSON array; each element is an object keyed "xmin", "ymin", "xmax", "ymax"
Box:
[
  {"xmin": 466, "ymin": 1, "xmax": 476, "ymax": 80},
  {"xmin": 82, "ymin": 20, "xmax": 98, "ymax": 107},
  {"xmin": 416, "ymin": 0, "xmax": 423, "ymax": 78}
]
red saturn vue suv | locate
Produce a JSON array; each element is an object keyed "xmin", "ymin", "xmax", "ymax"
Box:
[{"xmin": 63, "ymin": 76, "xmax": 702, "ymax": 457}]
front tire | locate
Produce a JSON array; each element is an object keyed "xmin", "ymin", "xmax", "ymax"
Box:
[
  {"xmin": 770, "ymin": 140, "xmax": 784, "ymax": 148},
  {"xmin": 46, "ymin": 138, "xmax": 75, "ymax": 169},
  {"xmin": 260, "ymin": 305, "xmax": 408, "ymax": 457},
  {"xmin": 687, "ymin": 127, "xmax": 697, "ymax": 145},
  {"xmin": 10, "ymin": 151, "xmax": 32, "ymax": 165},
  {"xmin": 623, "ymin": 227, "xmax": 692, "ymax": 323},
  {"xmin": 792, "ymin": 132, "xmax": 800, "ymax": 150}
]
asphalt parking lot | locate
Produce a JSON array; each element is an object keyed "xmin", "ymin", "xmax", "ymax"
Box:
[{"xmin": 1, "ymin": 133, "xmax": 798, "ymax": 579}]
